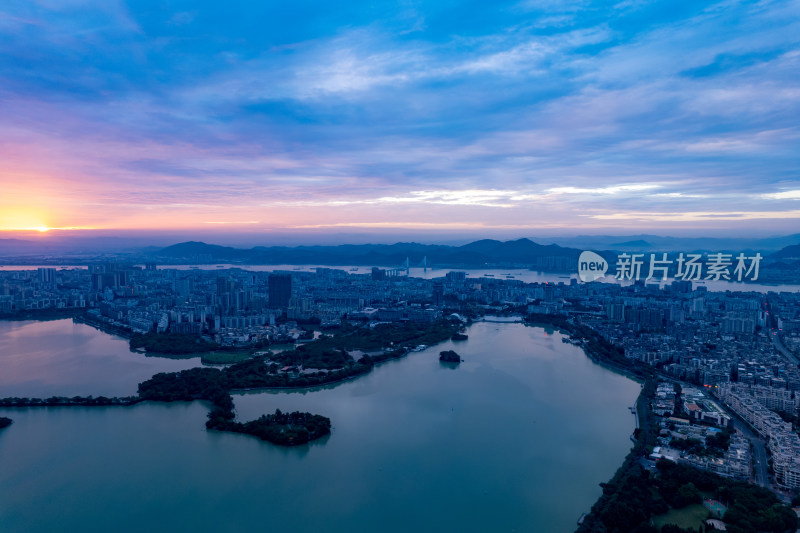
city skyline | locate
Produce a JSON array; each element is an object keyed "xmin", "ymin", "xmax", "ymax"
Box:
[{"xmin": 1, "ymin": 0, "xmax": 799, "ymax": 236}]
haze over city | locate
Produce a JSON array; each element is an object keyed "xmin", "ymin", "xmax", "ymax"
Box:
[{"xmin": 1, "ymin": 0, "xmax": 799, "ymax": 240}]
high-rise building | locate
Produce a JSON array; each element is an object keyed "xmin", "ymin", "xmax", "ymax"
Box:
[
  {"xmin": 671, "ymin": 279, "xmax": 693, "ymax": 294},
  {"xmin": 269, "ymin": 274, "xmax": 292, "ymax": 308},
  {"xmin": 92, "ymin": 272, "xmax": 120, "ymax": 291},
  {"xmin": 606, "ymin": 302, "xmax": 625, "ymax": 322},
  {"xmin": 446, "ymin": 271, "xmax": 466, "ymax": 282},
  {"xmin": 174, "ymin": 279, "xmax": 192, "ymax": 297},
  {"xmin": 216, "ymin": 277, "xmax": 232, "ymax": 297},
  {"xmin": 38, "ymin": 268, "xmax": 56, "ymax": 284},
  {"xmin": 432, "ymin": 281, "xmax": 444, "ymax": 306}
]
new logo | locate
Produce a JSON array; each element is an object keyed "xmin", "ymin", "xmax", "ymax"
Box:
[{"xmin": 578, "ymin": 251, "xmax": 607, "ymax": 282}]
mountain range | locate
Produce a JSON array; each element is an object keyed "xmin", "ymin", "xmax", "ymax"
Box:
[
  {"xmin": 534, "ymin": 233, "xmax": 800, "ymax": 252},
  {"xmin": 153, "ymin": 238, "xmax": 580, "ymax": 268},
  {"xmin": 2, "ymin": 234, "xmax": 800, "ymax": 269}
]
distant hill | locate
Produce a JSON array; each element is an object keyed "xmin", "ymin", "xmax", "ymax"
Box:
[
  {"xmin": 538, "ymin": 233, "xmax": 800, "ymax": 253},
  {"xmin": 0, "ymin": 238, "xmax": 71, "ymax": 256},
  {"xmin": 610, "ymin": 239, "xmax": 652, "ymax": 249},
  {"xmin": 157, "ymin": 241, "xmax": 246, "ymax": 260},
  {"xmin": 772, "ymin": 244, "xmax": 800, "ymax": 259},
  {"xmin": 153, "ymin": 238, "xmax": 580, "ymax": 270},
  {"xmin": 0, "ymin": 239, "xmax": 37, "ymax": 253}
]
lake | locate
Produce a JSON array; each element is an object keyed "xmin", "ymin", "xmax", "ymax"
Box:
[
  {"xmin": 0, "ymin": 320, "xmax": 640, "ymax": 532},
  {"xmin": 0, "ymin": 319, "xmax": 201, "ymax": 397}
]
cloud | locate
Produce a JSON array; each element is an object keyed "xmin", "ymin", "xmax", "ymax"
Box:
[
  {"xmin": 762, "ymin": 190, "xmax": 800, "ymax": 200},
  {"xmin": 0, "ymin": 0, "xmax": 798, "ymax": 233},
  {"xmin": 547, "ymin": 184, "xmax": 661, "ymax": 195},
  {"xmin": 590, "ymin": 210, "xmax": 800, "ymax": 222},
  {"xmin": 263, "ymin": 189, "xmax": 529, "ymax": 208},
  {"xmin": 651, "ymin": 192, "xmax": 709, "ymax": 198}
]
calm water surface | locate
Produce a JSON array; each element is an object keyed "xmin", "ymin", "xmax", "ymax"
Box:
[
  {"xmin": 0, "ymin": 320, "xmax": 640, "ymax": 532},
  {"xmin": 0, "ymin": 319, "xmax": 201, "ymax": 397}
]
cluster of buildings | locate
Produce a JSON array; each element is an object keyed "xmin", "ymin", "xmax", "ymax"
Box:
[
  {"xmin": 580, "ymin": 282, "xmax": 800, "ymax": 390},
  {"xmin": 651, "ymin": 382, "xmax": 750, "ymax": 480},
  {"xmin": 717, "ymin": 383, "xmax": 800, "ymax": 489},
  {"xmin": 574, "ymin": 279, "xmax": 800, "ymax": 488},
  {"xmin": 0, "ymin": 264, "xmax": 537, "ymax": 345}
]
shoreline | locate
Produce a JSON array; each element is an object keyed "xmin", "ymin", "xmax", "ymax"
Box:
[
  {"xmin": 520, "ymin": 314, "xmax": 657, "ymax": 532},
  {"xmin": 0, "ymin": 308, "xmax": 83, "ymax": 322},
  {"xmin": 524, "ymin": 316, "xmax": 649, "ymax": 383},
  {"xmin": 3, "ymin": 312, "xmax": 641, "ymax": 397},
  {"xmin": 1, "ymin": 312, "xmax": 647, "ymax": 461},
  {"xmin": 72, "ymin": 313, "xmax": 134, "ymax": 340},
  {"xmin": 0, "ymin": 313, "xmax": 653, "ymax": 517},
  {"xmin": 232, "ymin": 346, "xmax": 419, "ymax": 393}
]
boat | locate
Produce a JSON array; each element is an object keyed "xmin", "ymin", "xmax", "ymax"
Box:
[{"xmin": 350, "ymin": 268, "xmax": 359, "ymax": 272}]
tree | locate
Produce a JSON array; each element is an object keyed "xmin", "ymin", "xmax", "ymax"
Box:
[{"xmin": 674, "ymin": 482, "xmax": 702, "ymax": 508}]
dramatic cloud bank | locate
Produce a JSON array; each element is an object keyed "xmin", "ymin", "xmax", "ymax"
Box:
[{"xmin": 0, "ymin": 0, "xmax": 798, "ymax": 235}]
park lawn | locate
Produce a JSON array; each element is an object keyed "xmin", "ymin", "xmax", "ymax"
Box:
[{"xmin": 652, "ymin": 503, "xmax": 710, "ymax": 531}]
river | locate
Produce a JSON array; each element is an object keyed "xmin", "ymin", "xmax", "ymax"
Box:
[
  {"xmin": 1, "ymin": 263, "xmax": 796, "ymax": 292},
  {"xmin": 0, "ymin": 319, "xmax": 639, "ymax": 532}
]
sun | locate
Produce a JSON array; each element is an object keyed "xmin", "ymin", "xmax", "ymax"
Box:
[
  {"xmin": 0, "ymin": 225, "xmax": 52, "ymax": 233},
  {"xmin": 0, "ymin": 208, "xmax": 53, "ymax": 232}
]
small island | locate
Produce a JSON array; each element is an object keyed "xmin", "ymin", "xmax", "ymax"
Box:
[
  {"xmin": 439, "ymin": 350, "xmax": 462, "ymax": 363},
  {"xmin": 137, "ymin": 367, "xmax": 333, "ymax": 446},
  {"xmin": 451, "ymin": 332, "xmax": 468, "ymax": 341},
  {"xmin": 207, "ymin": 409, "xmax": 331, "ymax": 446},
  {"xmin": 0, "ymin": 417, "xmax": 12, "ymax": 430},
  {"xmin": 1, "ymin": 320, "xmax": 461, "ymax": 447}
]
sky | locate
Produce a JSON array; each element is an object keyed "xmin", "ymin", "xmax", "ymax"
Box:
[{"xmin": 0, "ymin": 0, "xmax": 799, "ymax": 241}]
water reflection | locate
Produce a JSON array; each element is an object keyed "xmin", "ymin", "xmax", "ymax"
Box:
[{"xmin": 0, "ymin": 319, "xmax": 201, "ymax": 397}]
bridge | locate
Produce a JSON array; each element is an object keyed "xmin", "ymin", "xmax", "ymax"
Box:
[{"xmin": 385, "ymin": 256, "xmax": 431, "ymax": 277}]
